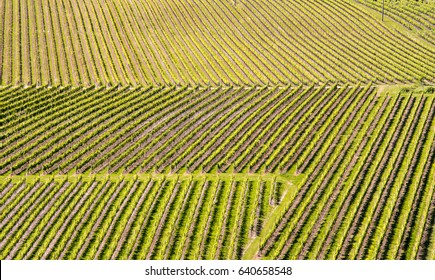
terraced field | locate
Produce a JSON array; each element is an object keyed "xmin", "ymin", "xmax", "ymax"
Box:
[{"xmin": 1, "ymin": 0, "xmax": 434, "ymax": 260}]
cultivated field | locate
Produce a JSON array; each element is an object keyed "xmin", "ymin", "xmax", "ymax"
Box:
[
  {"xmin": 1, "ymin": 0, "xmax": 435, "ymax": 260},
  {"xmin": 0, "ymin": 0, "xmax": 435, "ymax": 85},
  {"xmin": 0, "ymin": 174, "xmax": 292, "ymax": 260},
  {"xmin": 1, "ymin": 84, "xmax": 434, "ymax": 259},
  {"xmin": 360, "ymin": 0, "xmax": 435, "ymax": 44}
]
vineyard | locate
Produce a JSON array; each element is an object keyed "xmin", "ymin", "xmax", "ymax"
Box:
[
  {"xmin": 1, "ymin": 0, "xmax": 435, "ymax": 260},
  {"xmin": 358, "ymin": 0, "xmax": 435, "ymax": 44},
  {"xmin": 0, "ymin": 0, "xmax": 435, "ymax": 86},
  {"xmin": 1, "ymin": 84, "xmax": 435, "ymax": 259},
  {"xmin": 0, "ymin": 174, "xmax": 293, "ymax": 260}
]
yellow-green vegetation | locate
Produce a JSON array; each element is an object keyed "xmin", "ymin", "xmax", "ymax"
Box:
[
  {"xmin": 1, "ymin": 0, "xmax": 434, "ymax": 260},
  {"xmin": 0, "ymin": 0, "xmax": 434, "ymax": 86},
  {"xmin": 1, "ymin": 85, "xmax": 435, "ymax": 259},
  {"xmin": 379, "ymin": 84, "xmax": 435, "ymax": 96},
  {"xmin": 356, "ymin": 0, "xmax": 435, "ymax": 44},
  {"xmin": 0, "ymin": 174, "xmax": 296, "ymax": 260}
]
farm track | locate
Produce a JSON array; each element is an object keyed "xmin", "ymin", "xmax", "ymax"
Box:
[
  {"xmin": 1, "ymin": 0, "xmax": 435, "ymax": 261},
  {"xmin": 1, "ymin": 85, "xmax": 435, "ymax": 259}
]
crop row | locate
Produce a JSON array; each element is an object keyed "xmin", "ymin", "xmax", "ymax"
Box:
[
  {"xmin": 1, "ymin": 0, "xmax": 434, "ymax": 86},
  {"xmin": 0, "ymin": 175, "xmax": 286, "ymax": 259},
  {"xmin": 2, "ymin": 83, "xmax": 381, "ymax": 176},
  {"xmin": 358, "ymin": 0, "xmax": 435, "ymax": 45},
  {"xmin": 257, "ymin": 90, "xmax": 435, "ymax": 259}
]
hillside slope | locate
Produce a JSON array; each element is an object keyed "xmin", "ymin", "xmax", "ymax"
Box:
[
  {"xmin": 1, "ymin": 0, "xmax": 434, "ymax": 260},
  {"xmin": 0, "ymin": 0, "xmax": 434, "ymax": 86}
]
